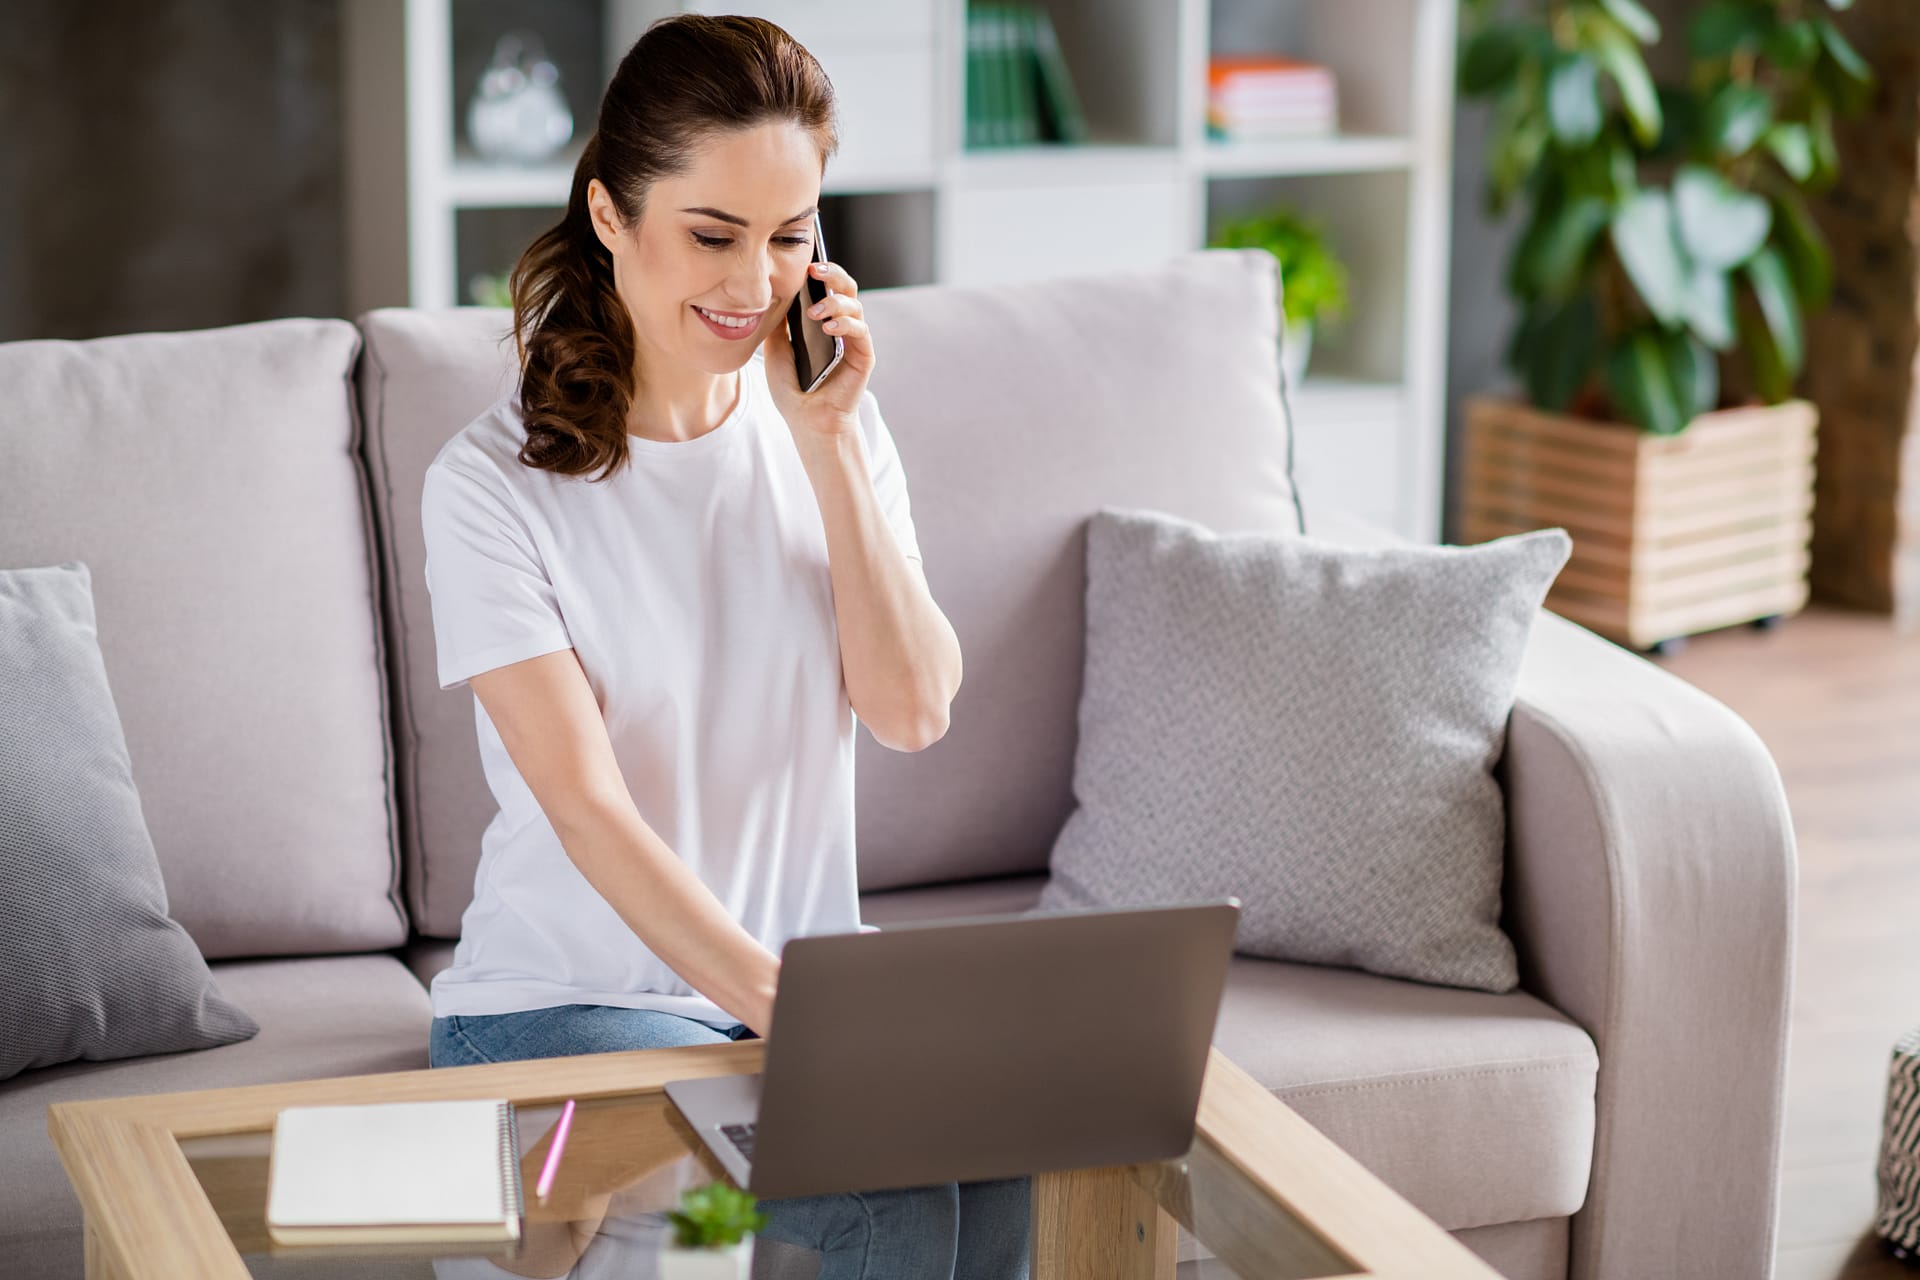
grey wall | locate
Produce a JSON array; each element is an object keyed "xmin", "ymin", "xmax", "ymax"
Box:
[
  {"xmin": 0, "ymin": 2, "xmax": 343, "ymax": 342},
  {"xmin": 1443, "ymin": 98, "xmax": 1521, "ymax": 541}
]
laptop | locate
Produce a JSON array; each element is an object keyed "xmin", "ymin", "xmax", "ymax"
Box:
[{"xmin": 663, "ymin": 898, "xmax": 1240, "ymax": 1199}]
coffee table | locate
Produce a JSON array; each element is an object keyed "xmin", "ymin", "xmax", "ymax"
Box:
[{"xmin": 50, "ymin": 1041, "xmax": 1501, "ymax": 1279}]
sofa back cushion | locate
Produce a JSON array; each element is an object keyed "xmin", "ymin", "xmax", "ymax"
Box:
[
  {"xmin": 0, "ymin": 319, "xmax": 406, "ymax": 958},
  {"xmin": 356, "ymin": 309, "xmax": 519, "ymax": 937}
]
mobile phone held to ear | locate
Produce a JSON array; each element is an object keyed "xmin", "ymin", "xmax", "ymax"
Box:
[{"xmin": 787, "ymin": 212, "xmax": 845, "ymax": 394}]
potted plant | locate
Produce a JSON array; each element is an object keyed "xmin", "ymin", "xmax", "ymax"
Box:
[
  {"xmin": 661, "ymin": 1181, "xmax": 765, "ymax": 1278},
  {"xmin": 1455, "ymin": 0, "xmax": 1873, "ymax": 653},
  {"xmin": 1209, "ymin": 208, "xmax": 1350, "ymax": 390}
]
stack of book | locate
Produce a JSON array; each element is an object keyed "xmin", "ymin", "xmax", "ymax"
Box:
[
  {"xmin": 1206, "ymin": 56, "xmax": 1339, "ymax": 142},
  {"xmin": 966, "ymin": 4, "xmax": 1089, "ymax": 148}
]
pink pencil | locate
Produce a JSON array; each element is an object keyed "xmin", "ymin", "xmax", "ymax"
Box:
[{"xmin": 535, "ymin": 1099, "xmax": 577, "ymax": 1202}]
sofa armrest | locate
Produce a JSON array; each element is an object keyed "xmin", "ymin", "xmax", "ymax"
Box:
[{"xmin": 1503, "ymin": 612, "xmax": 1796, "ymax": 1280}]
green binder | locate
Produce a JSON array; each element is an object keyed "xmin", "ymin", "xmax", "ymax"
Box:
[
  {"xmin": 986, "ymin": 6, "xmax": 1014, "ymax": 146},
  {"xmin": 1007, "ymin": 6, "xmax": 1040, "ymax": 145},
  {"xmin": 1030, "ymin": 6, "xmax": 1087, "ymax": 143},
  {"xmin": 965, "ymin": 7, "xmax": 989, "ymax": 148}
]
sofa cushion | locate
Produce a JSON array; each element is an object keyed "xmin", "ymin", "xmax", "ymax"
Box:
[
  {"xmin": 0, "ymin": 562, "xmax": 258, "ymax": 1081},
  {"xmin": 0, "ymin": 954, "xmax": 431, "ymax": 1280},
  {"xmin": 0, "ymin": 318, "xmax": 405, "ymax": 958},
  {"xmin": 356, "ymin": 307, "xmax": 522, "ymax": 938},
  {"xmin": 355, "ymin": 250, "xmax": 1300, "ymax": 934},
  {"xmin": 860, "ymin": 875, "xmax": 1597, "ymax": 1232},
  {"xmin": 1038, "ymin": 510, "xmax": 1571, "ymax": 992}
]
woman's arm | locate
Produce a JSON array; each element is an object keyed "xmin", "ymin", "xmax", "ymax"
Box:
[
  {"xmin": 794, "ymin": 427, "xmax": 961, "ymax": 752},
  {"xmin": 470, "ymin": 649, "xmax": 781, "ymax": 1035}
]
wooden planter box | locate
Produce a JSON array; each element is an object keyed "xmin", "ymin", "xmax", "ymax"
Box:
[{"xmin": 1459, "ymin": 396, "xmax": 1818, "ymax": 651}]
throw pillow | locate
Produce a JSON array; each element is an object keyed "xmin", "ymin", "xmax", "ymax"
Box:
[
  {"xmin": 1037, "ymin": 510, "xmax": 1571, "ymax": 993},
  {"xmin": 0, "ymin": 562, "xmax": 258, "ymax": 1080}
]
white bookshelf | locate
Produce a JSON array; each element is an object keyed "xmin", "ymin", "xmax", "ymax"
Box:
[{"xmin": 343, "ymin": 0, "xmax": 1457, "ymax": 542}]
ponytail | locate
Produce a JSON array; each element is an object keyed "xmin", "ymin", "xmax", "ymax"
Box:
[{"xmin": 509, "ymin": 134, "xmax": 637, "ymax": 481}]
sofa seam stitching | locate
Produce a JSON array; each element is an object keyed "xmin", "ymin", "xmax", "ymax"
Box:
[
  {"xmin": 363, "ymin": 332, "xmax": 430, "ymax": 938},
  {"xmin": 342, "ymin": 321, "xmax": 409, "ymax": 946},
  {"xmin": 1508, "ymin": 689, "xmax": 1629, "ymax": 1268},
  {"xmin": 1276, "ymin": 1054, "xmax": 1599, "ymax": 1101}
]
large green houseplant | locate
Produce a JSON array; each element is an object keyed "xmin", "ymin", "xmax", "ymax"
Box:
[
  {"xmin": 1455, "ymin": 0, "xmax": 1873, "ymax": 651},
  {"xmin": 1460, "ymin": 0, "xmax": 1873, "ymax": 434}
]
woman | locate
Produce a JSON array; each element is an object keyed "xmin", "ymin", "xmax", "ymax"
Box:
[{"xmin": 418, "ymin": 13, "xmax": 1030, "ymax": 1280}]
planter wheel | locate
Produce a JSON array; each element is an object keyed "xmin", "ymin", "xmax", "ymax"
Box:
[
  {"xmin": 1886, "ymin": 1237, "xmax": 1920, "ymax": 1271},
  {"xmin": 1647, "ymin": 637, "xmax": 1688, "ymax": 658},
  {"xmin": 1751, "ymin": 614, "xmax": 1786, "ymax": 632}
]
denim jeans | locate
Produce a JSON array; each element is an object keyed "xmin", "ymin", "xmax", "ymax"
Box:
[{"xmin": 430, "ymin": 1005, "xmax": 1032, "ymax": 1280}]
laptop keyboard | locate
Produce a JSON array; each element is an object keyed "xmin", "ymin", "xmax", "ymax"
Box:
[{"xmin": 721, "ymin": 1121, "xmax": 757, "ymax": 1160}]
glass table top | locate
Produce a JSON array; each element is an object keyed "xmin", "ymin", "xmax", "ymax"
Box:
[{"xmin": 179, "ymin": 1089, "xmax": 1362, "ymax": 1279}]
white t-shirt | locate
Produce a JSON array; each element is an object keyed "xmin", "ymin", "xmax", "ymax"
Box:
[{"xmin": 420, "ymin": 348, "xmax": 920, "ymax": 1027}]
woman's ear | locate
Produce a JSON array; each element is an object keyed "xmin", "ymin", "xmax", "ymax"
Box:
[{"xmin": 584, "ymin": 179, "xmax": 624, "ymax": 254}]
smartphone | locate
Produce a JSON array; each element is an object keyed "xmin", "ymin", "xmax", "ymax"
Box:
[{"xmin": 787, "ymin": 212, "xmax": 845, "ymax": 394}]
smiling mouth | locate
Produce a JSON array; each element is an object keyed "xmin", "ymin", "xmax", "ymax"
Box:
[{"xmin": 694, "ymin": 305, "xmax": 762, "ymax": 329}]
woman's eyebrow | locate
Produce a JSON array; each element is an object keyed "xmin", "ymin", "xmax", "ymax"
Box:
[{"xmin": 678, "ymin": 206, "xmax": 817, "ymax": 228}]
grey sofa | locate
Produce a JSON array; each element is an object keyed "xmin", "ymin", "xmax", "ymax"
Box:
[{"xmin": 0, "ymin": 249, "xmax": 1795, "ymax": 1280}]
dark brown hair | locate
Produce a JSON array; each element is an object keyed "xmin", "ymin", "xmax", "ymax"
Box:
[{"xmin": 507, "ymin": 15, "xmax": 838, "ymax": 482}]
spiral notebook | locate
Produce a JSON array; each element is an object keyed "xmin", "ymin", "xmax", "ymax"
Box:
[{"xmin": 266, "ymin": 1099, "xmax": 523, "ymax": 1246}]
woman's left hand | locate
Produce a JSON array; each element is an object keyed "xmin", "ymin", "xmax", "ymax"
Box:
[{"xmin": 761, "ymin": 259, "xmax": 873, "ymax": 443}]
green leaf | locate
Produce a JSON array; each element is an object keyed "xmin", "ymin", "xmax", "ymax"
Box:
[
  {"xmin": 1611, "ymin": 190, "xmax": 1691, "ymax": 325},
  {"xmin": 1460, "ymin": 24, "xmax": 1530, "ymax": 96},
  {"xmin": 1768, "ymin": 183, "xmax": 1833, "ymax": 307},
  {"xmin": 1513, "ymin": 195, "xmax": 1613, "ymax": 297},
  {"xmin": 1591, "ymin": 27, "xmax": 1663, "ymax": 147},
  {"xmin": 1546, "ymin": 54, "xmax": 1605, "ymax": 146},
  {"xmin": 1599, "ymin": 0, "xmax": 1661, "ymax": 44},
  {"xmin": 1702, "ymin": 82, "xmax": 1774, "ymax": 157},
  {"xmin": 1809, "ymin": 98, "xmax": 1841, "ymax": 187},
  {"xmin": 1673, "ymin": 165, "xmax": 1773, "ymax": 268},
  {"xmin": 1650, "ymin": 84, "xmax": 1702, "ymax": 161},
  {"xmin": 1762, "ymin": 19, "xmax": 1821, "ymax": 70},
  {"xmin": 1683, "ymin": 263, "xmax": 1737, "ymax": 351},
  {"xmin": 1742, "ymin": 301, "xmax": 1793, "ymax": 403},
  {"xmin": 1816, "ymin": 17, "xmax": 1873, "ymax": 87},
  {"xmin": 1517, "ymin": 297, "xmax": 1602, "ymax": 412},
  {"xmin": 1607, "ymin": 330, "xmax": 1691, "ymax": 435},
  {"xmin": 1677, "ymin": 332, "xmax": 1722, "ymax": 419},
  {"xmin": 1745, "ymin": 245, "xmax": 1806, "ymax": 389},
  {"xmin": 1609, "ymin": 140, "xmax": 1641, "ymax": 200},
  {"xmin": 1691, "ymin": 0, "xmax": 1768, "ymax": 59},
  {"xmin": 1763, "ymin": 123, "xmax": 1816, "ymax": 182}
]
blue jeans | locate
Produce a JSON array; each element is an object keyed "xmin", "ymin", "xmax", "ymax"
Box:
[{"xmin": 430, "ymin": 1005, "xmax": 1031, "ymax": 1280}]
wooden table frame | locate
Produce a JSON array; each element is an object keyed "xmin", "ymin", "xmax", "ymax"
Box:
[{"xmin": 50, "ymin": 1043, "xmax": 1499, "ymax": 1280}]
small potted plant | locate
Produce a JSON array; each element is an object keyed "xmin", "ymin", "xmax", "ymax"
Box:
[
  {"xmin": 661, "ymin": 1181, "xmax": 766, "ymax": 1279},
  {"xmin": 1455, "ymin": 0, "xmax": 1872, "ymax": 652},
  {"xmin": 1209, "ymin": 207, "xmax": 1350, "ymax": 389}
]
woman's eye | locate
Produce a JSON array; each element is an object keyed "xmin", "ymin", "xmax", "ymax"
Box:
[{"xmin": 689, "ymin": 234, "xmax": 814, "ymax": 250}]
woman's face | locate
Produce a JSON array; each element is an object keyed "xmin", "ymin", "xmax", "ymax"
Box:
[{"xmin": 587, "ymin": 121, "xmax": 825, "ymax": 378}]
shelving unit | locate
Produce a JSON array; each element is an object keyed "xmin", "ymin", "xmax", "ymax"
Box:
[{"xmin": 343, "ymin": 0, "xmax": 1456, "ymax": 541}]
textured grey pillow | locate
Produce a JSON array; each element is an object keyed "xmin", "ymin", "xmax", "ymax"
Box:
[
  {"xmin": 0, "ymin": 562, "xmax": 257, "ymax": 1080},
  {"xmin": 1038, "ymin": 510, "xmax": 1572, "ymax": 993}
]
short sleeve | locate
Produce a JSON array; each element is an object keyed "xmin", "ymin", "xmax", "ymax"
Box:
[
  {"xmin": 858, "ymin": 389, "xmax": 924, "ymax": 567},
  {"xmin": 419, "ymin": 458, "xmax": 573, "ymax": 691}
]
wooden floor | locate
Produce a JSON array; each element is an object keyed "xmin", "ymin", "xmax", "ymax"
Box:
[{"xmin": 1655, "ymin": 607, "xmax": 1920, "ymax": 1280}]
